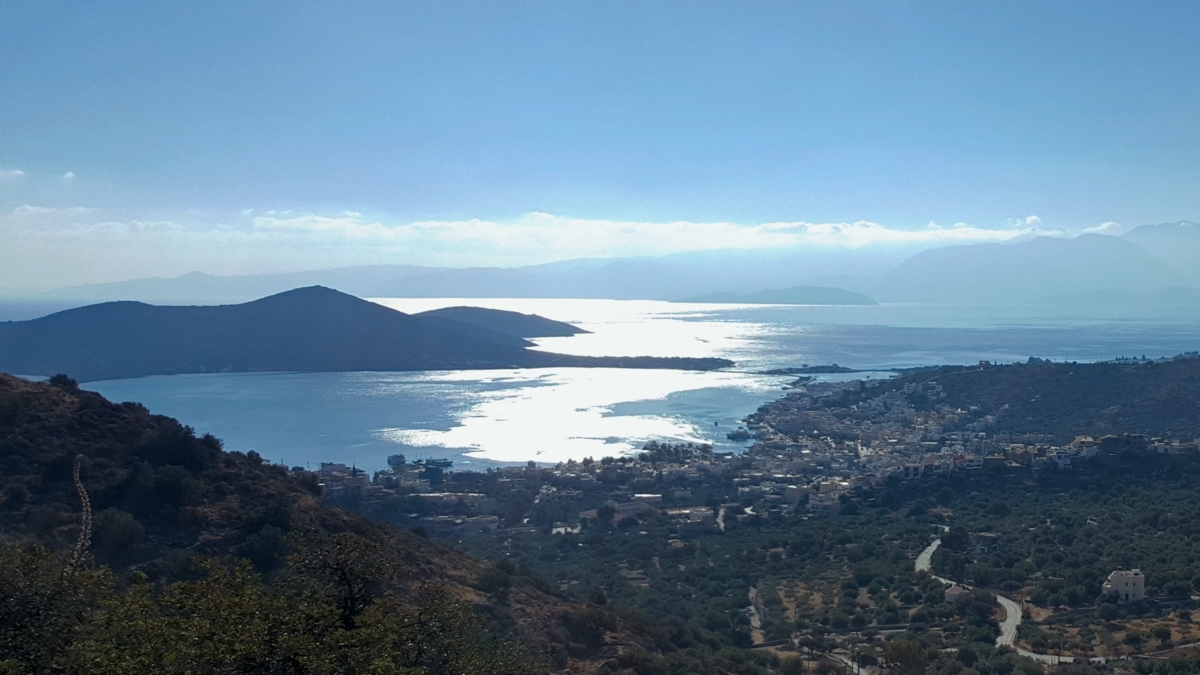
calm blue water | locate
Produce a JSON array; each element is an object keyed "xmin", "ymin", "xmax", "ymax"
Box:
[{"xmin": 82, "ymin": 299, "xmax": 1200, "ymax": 472}]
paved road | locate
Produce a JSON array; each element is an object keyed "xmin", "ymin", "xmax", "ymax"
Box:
[
  {"xmin": 842, "ymin": 528, "xmax": 1196, "ymax": 666},
  {"xmin": 747, "ymin": 585, "xmax": 764, "ymax": 642},
  {"xmin": 811, "ymin": 536, "xmax": 1057, "ymax": 672},
  {"xmin": 914, "ymin": 538, "xmax": 940, "ymax": 573},
  {"xmin": 914, "ymin": 535, "xmax": 1024, "ymax": 653},
  {"xmin": 996, "ymin": 594, "xmax": 1021, "ymax": 648}
]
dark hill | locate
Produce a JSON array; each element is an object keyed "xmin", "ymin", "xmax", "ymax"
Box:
[
  {"xmin": 0, "ymin": 287, "xmax": 730, "ymax": 381},
  {"xmin": 0, "ymin": 374, "xmax": 602, "ymax": 672},
  {"xmin": 0, "ymin": 373, "xmax": 509, "ymax": 589},
  {"xmin": 0, "ymin": 374, "xmax": 575, "ymax": 673},
  {"xmin": 414, "ymin": 306, "xmax": 589, "ymax": 338},
  {"xmin": 0, "ymin": 372, "xmax": 321, "ymax": 570}
]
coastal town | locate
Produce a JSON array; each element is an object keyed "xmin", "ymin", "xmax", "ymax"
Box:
[
  {"xmin": 314, "ymin": 374, "xmax": 1196, "ymax": 539},
  {"xmin": 302, "ymin": 371, "xmax": 1200, "ymax": 669}
]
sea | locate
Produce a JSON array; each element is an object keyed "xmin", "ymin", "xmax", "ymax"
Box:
[{"xmin": 77, "ymin": 298, "xmax": 1200, "ymax": 472}]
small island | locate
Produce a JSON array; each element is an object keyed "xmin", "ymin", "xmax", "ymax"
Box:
[
  {"xmin": 675, "ymin": 285, "xmax": 878, "ymax": 305},
  {"xmin": 760, "ymin": 364, "xmax": 858, "ymax": 375}
]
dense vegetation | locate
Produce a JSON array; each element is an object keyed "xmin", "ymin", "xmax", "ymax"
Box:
[
  {"xmin": 885, "ymin": 356, "xmax": 1200, "ymax": 441},
  {"xmin": 0, "ymin": 373, "xmax": 570, "ymax": 673},
  {"xmin": 450, "ymin": 448, "xmax": 1200, "ymax": 674},
  {"xmin": 456, "ymin": 465, "xmax": 1020, "ymax": 673},
  {"xmin": 0, "ymin": 538, "xmax": 535, "ymax": 674},
  {"xmin": 928, "ymin": 454, "xmax": 1200, "ymax": 605}
]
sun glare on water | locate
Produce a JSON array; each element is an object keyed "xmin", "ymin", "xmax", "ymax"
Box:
[{"xmin": 374, "ymin": 367, "xmax": 777, "ymax": 464}]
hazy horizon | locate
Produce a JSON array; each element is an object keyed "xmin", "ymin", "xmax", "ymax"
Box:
[{"xmin": 3, "ymin": 2, "xmax": 1199, "ymax": 289}]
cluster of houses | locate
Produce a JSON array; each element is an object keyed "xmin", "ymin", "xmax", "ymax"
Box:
[
  {"xmin": 313, "ymin": 443, "xmax": 867, "ymax": 536},
  {"xmin": 745, "ymin": 378, "xmax": 1200, "ymax": 485},
  {"xmin": 308, "ymin": 378, "xmax": 1200, "ymax": 542},
  {"xmin": 317, "ymin": 456, "xmax": 502, "ymax": 537},
  {"xmin": 312, "ymin": 430, "xmax": 1198, "ymax": 542}
]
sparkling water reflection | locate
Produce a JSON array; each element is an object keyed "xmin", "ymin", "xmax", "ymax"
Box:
[{"xmin": 83, "ymin": 298, "xmax": 1200, "ymax": 471}]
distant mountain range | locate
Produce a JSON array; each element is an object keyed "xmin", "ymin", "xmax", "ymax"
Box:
[
  {"xmin": 36, "ymin": 261, "xmax": 713, "ymax": 303},
  {"xmin": 0, "ymin": 287, "xmax": 730, "ymax": 381},
  {"xmin": 1122, "ymin": 220, "xmax": 1200, "ymax": 278},
  {"xmin": 11, "ymin": 221, "xmax": 1200, "ymax": 307},
  {"xmin": 676, "ymin": 285, "xmax": 877, "ymax": 305},
  {"xmin": 855, "ymin": 232, "xmax": 1192, "ymax": 303},
  {"xmin": 816, "ymin": 221, "xmax": 1200, "ymax": 304}
]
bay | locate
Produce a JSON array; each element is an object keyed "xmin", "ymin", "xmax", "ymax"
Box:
[{"xmin": 83, "ymin": 298, "xmax": 1200, "ymax": 472}]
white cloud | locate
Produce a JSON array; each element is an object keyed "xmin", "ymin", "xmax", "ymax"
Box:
[
  {"xmin": 62, "ymin": 171, "xmax": 76, "ymax": 180},
  {"xmin": 5, "ymin": 205, "xmax": 97, "ymax": 222},
  {"xmin": 1080, "ymin": 221, "xmax": 1126, "ymax": 236},
  {"xmin": 248, "ymin": 212, "xmax": 1033, "ymax": 256},
  {"xmin": 999, "ymin": 215, "xmax": 1042, "ymax": 229},
  {"xmin": 0, "ymin": 168, "xmax": 26, "ymax": 179},
  {"xmin": 0, "ymin": 205, "xmax": 1134, "ymax": 288}
]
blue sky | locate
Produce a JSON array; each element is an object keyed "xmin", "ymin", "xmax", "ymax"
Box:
[{"xmin": 1, "ymin": 1, "xmax": 1198, "ymax": 286}]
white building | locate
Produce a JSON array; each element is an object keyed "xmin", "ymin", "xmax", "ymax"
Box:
[{"xmin": 1103, "ymin": 569, "xmax": 1145, "ymax": 603}]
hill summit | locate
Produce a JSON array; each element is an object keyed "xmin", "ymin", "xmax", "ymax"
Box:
[{"xmin": 0, "ymin": 287, "xmax": 730, "ymax": 381}]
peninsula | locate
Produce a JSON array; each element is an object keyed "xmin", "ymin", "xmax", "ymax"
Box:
[{"xmin": 0, "ymin": 286, "xmax": 731, "ymax": 381}]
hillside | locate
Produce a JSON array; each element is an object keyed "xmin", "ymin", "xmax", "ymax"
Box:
[
  {"xmin": 894, "ymin": 357, "xmax": 1200, "ymax": 440},
  {"xmin": 0, "ymin": 373, "xmax": 559, "ymax": 672},
  {"xmin": 0, "ymin": 287, "xmax": 730, "ymax": 381},
  {"xmin": 0, "ymin": 373, "xmax": 795, "ymax": 674}
]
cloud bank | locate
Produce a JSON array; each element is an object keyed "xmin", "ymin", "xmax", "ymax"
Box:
[{"xmin": 0, "ymin": 206, "xmax": 1116, "ymax": 289}]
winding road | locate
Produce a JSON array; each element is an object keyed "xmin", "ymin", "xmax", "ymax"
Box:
[
  {"xmin": 914, "ymin": 537, "xmax": 1022, "ymax": 651},
  {"xmin": 995, "ymin": 595, "xmax": 1022, "ymax": 649},
  {"xmin": 914, "ymin": 535, "xmax": 1113, "ymax": 665},
  {"xmin": 913, "ymin": 538, "xmax": 942, "ymax": 577},
  {"xmin": 819, "ymin": 534, "xmax": 1086, "ymax": 672}
]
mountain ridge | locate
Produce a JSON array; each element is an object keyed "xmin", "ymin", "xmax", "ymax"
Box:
[
  {"xmin": 14, "ymin": 221, "xmax": 1200, "ymax": 308},
  {"xmin": 858, "ymin": 233, "xmax": 1193, "ymax": 303},
  {"xmin": 1121, "ymin": 220, "xmax": 1200, "ymax": 281},
  {"xmin": 0, "ymin": 287, "xmax": 731, "ymax": 382}
]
